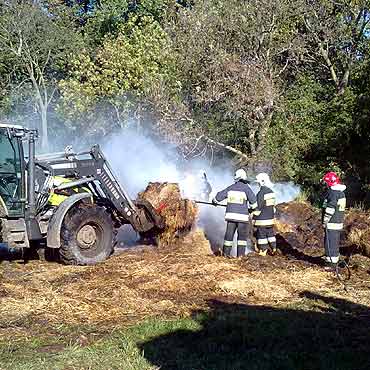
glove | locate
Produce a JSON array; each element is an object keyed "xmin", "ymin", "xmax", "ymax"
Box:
[{"xmin": 212, "ymin": 198, "xmax": 218, "ymax": 206}]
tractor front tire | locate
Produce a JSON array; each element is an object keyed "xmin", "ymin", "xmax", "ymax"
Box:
[{"xmin": 60, "ymin": 204, "xmax": 113, "ymax": 265}]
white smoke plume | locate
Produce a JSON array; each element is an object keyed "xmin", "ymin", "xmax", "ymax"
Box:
[{"xmin": 101, "ymin": 129, "xmax": 300, "ymax": 251}]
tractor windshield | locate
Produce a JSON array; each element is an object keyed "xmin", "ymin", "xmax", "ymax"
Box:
[{"xmin": 0, "ymin": 129, "xmax": 23, "ymax": 216}]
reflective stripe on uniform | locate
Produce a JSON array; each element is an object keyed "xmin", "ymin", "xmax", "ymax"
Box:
[
  {"xmin": 257, "ymin": 238, "xmax": 269, "ymax": 245},
  {"xmin": 327, "ymin": 223, "xmax": 343, "ymax": 230},
  {"xmin": 325, "ymin": 256, "xmax": 339, "ymax": 263},
  {"xmin": 250, "ymin": 202, "xmax": 258, "ymax": 209},
  {"xmin": 267, "ymin": 236, "xmax": 276, "ymax": 243},
  {"xmin": 264, "ymin": 193, "xmax": 276, "ymax": 206},
  {"xmin": 227, "ymin": 190, "xmax": 246, "ymax": 204},
  {"xmin": 225, "ymin": 212, "xmax": 249, "ymax": 222},
  {"xmin": 254, "ymin": 219, "xmax": 275, "ymax": 226},
  {"xmin": 237, "ymin": 240, "xmax": 247, "ymax": 246},
  {"xmin": 224, "ymin": 240, "xmax": 233, "ymax": 247},
  {"xmin": 325, "ymin": 207, "xmax": 335, "ymax": 215},
  {"xmin": 338, "ymin": 197, "xmax": 346, "ymax": 211}
]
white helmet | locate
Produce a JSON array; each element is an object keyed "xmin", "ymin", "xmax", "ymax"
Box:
[
  {"xmin": 255, "ymin": 173, "xmax": 273, "ymax": 187},
  {"xmin": 234, "ymin": 168, "xmax": 247, "ymax": 181}
]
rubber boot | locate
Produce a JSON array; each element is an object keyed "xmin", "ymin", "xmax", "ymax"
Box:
[
  {"xmin": 237, "ymin": 246, "xmax": 246, "ymax": 257},
  {"xmin": 223, "ymin": 246, "xmax": 232, "ymax": 258},
  {"xmin": 245, "ymin": 240, "xmax": 254, "ymax": 255}
]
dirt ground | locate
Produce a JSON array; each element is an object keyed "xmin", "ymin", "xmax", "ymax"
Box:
[{"xmin": 1, "ymin": 220, "xmax": 369, "ymax": 343}]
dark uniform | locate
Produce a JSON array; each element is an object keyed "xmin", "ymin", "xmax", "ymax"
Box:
[
  {"xmin": 215, "ymin": 180, "xmax": 257, "ymax": 257},
  {"xmin": 253, "ymin": 186, "xmax": 276, "ymax": 252},
  {"xmin": 322, "ymin": 184, "xmax": 346, "ymax": 262}
]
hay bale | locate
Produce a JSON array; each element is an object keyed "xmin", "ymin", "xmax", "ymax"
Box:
[{"xmin": 138, "ymin": 182, "xmax": 198, "ymax": 246}]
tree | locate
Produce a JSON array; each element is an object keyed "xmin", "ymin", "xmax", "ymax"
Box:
[
  {"xmin": 303, "ymin": 0, "xmax": 370, "ymax": 95},
  {"xmin": 58, "ymin": 14, "xmax": 177, "ymax": 135},
  {"xmin": 0, "ymin": 0, "xmax": 82, "ymax": 150},
  {"xmin": 170, "ymin": 0, "xmax": 305, "ymax": 159}
]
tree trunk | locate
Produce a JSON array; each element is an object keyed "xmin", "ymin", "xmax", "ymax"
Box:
[{"xmin": 255, "ymin": 112, "xmax": 273, "ymax": 155}]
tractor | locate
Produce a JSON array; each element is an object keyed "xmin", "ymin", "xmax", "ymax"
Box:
[{"xmin": 0, "ymin": 123, "xmax": 164, "ymax": 265}]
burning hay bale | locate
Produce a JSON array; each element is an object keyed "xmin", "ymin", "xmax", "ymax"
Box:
[{"xmin": 138, "ymin": 182, "xmax": 198, "ymax": 246}]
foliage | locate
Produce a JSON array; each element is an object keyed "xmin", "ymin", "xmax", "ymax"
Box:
[
  {"xmin": 0, "ymin": 0, "xmax": 82, "ymax": 149},
  {"xmin": 0, "ymin": 0, "xmax": 370, "ymax": 200},
  {"xmin": 58, "ymin": 14, "xmax": 177, "ymax": 134},
  {"xmin": 170, "ymin": 0, "xmax": 305, "ymax": 156}
]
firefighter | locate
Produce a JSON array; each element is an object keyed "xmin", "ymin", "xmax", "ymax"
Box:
[
  {"xmin": 253, "ymin": 173, "xmax": 277, "ymax": 256},
  {"xmin": 198, "ymin": 170, "xmax": 212, "ymax": 201},
  {"xmin": 321, "ymin": 172, "xmax": 346, "ymax": 266},
  {"xmin": 212, "ymin": 169, "xmax": 257, "ymax": 257}
]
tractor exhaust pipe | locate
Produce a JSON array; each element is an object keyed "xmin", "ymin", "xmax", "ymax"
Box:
[
  {"xmin": 25, "ymin": 131, "xmax": 42, "ymax": 240},
  {"xmin": 27, "ymin": 131, "xmax": 36, "ymax": 217}
]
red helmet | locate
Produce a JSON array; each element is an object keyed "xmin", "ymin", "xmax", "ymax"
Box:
[{"xmin": 322, "ymin": 172, "xmax": 340, "ymax": 187}]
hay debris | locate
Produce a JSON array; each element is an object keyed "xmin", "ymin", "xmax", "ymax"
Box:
[
  {"xmin": 218, "ymin": 268, "xmax": 332, "ymax": 303},
  {"xmin": 276, "ymin": 202, "xmax": 370, "ymax": 259},
  {"xmin": 344, "ymin": 210, "xmax": 370, "ymax": 258},
  {"xmin": 1, "ymin": 247, "xmax": 370, "ymax": 342},
  {"xmin": 138, "ymin": 182, "xmax": 198, "ymax": 246}
]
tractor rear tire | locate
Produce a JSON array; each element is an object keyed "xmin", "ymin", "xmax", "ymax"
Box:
[{"xmin": 59, "ymin": 204, "xmax": 113, "ymax": 265}]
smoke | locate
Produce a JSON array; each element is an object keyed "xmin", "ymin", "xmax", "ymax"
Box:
[{"xmin": 101, "ymin": 128, "xmax": 301, "ymax": 251}]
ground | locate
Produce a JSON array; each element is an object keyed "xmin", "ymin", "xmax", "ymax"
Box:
[{"xmin": 0, "ymin": 228, "xmax": 370, "ymax": 370}]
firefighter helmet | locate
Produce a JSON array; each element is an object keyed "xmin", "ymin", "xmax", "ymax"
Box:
[
  {"xmin": 255, "ymin": 173, "xmax": 273, "ymax": 188},
  {"xmin": 322, "ymin": 172, "xmax": 340, "ymax": 187},
  {"xmin": 234, "ymin": 168, "xmax": 247, "ymax": 181}
]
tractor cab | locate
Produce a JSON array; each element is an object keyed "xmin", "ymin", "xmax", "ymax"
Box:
[{"xmin": 0, "ymin": 124, "xmax": 26, "ymax": 218}]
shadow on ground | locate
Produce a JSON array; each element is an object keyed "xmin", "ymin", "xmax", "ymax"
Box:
[{"xmin": 139, "ymin": 292, "xmax": 370, "ymax": 370}]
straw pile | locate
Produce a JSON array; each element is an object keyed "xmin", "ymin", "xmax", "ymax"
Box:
[
  {"xmin": 218, "ymin": 267, "xmax": 333, "ymax": 303},
  {"xmin": 344, "ymin": 210, "xmax": 370, "ymax": 258},
  {"xmin": 2, "ymin": 247, "xmax": 369, "ymax": 342},
  {"xmin": 137, "ymin": 182, "xmax": 198, "ymax": 246},
  {"xmin": 275, "ymin": 201, "xmax": 323, "ymax": 252},
  {"xmin": 275, "ymin": 201, "xmax": 370, "ymax": 258}
]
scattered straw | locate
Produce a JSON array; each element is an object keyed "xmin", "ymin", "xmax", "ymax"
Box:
[{"xmin": 0, "ymin": 227, "xmax": 369, "ymax": 341}]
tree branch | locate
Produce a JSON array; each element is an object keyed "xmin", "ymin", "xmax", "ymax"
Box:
[{"xmin": 204, "ymin": 137, "xmax": 250, "ymax": 160}]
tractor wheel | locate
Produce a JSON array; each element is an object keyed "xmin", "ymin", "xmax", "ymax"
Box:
[{"xmin": 59, "ymin": 204, "xmax": 113, "ymax": 265}]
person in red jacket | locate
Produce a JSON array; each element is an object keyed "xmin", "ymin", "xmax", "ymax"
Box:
[{"xmin": 321, "ymin": 172, "xmax": 346, "ymax": 267}]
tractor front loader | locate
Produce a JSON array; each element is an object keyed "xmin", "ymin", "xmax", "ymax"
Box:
[{"xmin": 0, "ymin": 124, "xmax": 164, "ymax": 265}]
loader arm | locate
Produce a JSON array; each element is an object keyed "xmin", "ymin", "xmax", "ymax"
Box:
[{"xmin": 37, "ymin": 145, "xmax": 164, "ymax": 234}]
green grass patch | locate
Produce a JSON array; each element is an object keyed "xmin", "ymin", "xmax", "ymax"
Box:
[{"xmin": 1, "ymin": 298, "xmax": 369, "ymax": 370}]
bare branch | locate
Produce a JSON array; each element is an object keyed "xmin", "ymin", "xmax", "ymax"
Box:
[{"xmin": 205, "ymin": 137, "xmax": 249, "ymax": 161}]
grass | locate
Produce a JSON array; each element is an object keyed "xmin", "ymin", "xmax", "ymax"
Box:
[
  {"xmin": 1, "ymin": 295, "xmax": 369, "ymax": 370},
  {"xmin": 0, "ymin": 319, "xmax": 201, "ymax": 370}
]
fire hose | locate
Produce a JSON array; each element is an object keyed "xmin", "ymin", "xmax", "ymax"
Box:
[{"xmin": 194, "ymin": 200, "xmax": 226, "ymax": 207}]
